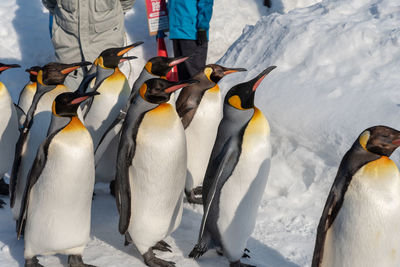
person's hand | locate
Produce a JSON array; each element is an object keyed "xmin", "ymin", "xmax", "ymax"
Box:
[{"xmin": 196, "ymin": 29, "xmax": 208, "ymax": 46}]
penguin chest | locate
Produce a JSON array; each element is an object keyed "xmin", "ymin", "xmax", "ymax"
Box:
[
  {"xmin": 217, "ymin": 108, "xmax": 271, "ymax": 261},
  {"xmin": 85, "ymin": 71, "xmax": 130, "ymax": 147},
  {"xmin": 0, "ymin": 83, "xmax": 18, "ymax": 174},
  {"xmin": 128, "ymin": 104, "xmax": 186, "ymax": 252},
  {"xmin": 185, "ymin": 89, "xmax": 222, "ymax": 190},
  {"xmin": 19, "ymin": 83, "xmax": 36, "ymax": 113},
  {"xmin": 322, "ymin": 157, "xmax": 400, "ymax": 267},
  {"xmin": 25, "ymin": 126, "xmax": 95, "ymax": 256}
]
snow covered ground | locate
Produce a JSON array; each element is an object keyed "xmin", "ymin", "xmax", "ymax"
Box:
[{"xmin": 1, "ymin": 0, "xmax": 400, "ymax": 266}]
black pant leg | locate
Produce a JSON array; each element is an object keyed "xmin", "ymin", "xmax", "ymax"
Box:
[{"xmin": 172, "ymin": 39, "xmax": 208, "ymax": 80}]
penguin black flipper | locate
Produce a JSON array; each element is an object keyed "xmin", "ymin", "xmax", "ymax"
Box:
[
  {"xmin": 16, "ymin": 128, "xmax": 62, "ymax": 238},
  {"xmin": 14, "ymin": 103, "xmax": 26, "ymax": 128},
  {"xmin": 312, "ymin": 142, "xmax": 380, "ymax": 267},
  {"xmin": 190, "ymin": 136, "xmax": 242, "ymax": 258},
  {"xmin": 94, "ymin": 111, "xmax": 125, "ymax": 164},
  {"xmin": 115, "ymin": 101, "xmax": 149, "ymax": 234}
]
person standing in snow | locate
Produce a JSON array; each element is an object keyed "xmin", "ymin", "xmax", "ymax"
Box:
[
  {"xmin": 168, "ymin": 0, "xmax": 214, "ymax": 80},
  {"xmin": 42, "ymin": 0, "xmax": 135, "ymax": 89}
]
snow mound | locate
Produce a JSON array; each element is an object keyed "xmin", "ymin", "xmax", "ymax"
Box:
[{"xmin": 216, "ymin": 0, "xmax": 400, "ymax": 265}]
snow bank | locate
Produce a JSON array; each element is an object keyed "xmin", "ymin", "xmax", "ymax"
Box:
[{"xmin": 217, "ymin": 0, "xmax": 400, "ymax": 265}]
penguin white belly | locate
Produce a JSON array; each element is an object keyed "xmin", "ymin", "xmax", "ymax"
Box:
[
  {"xmin": 24, "ymin": 127, "xmax": 94, "ymax": 258},
  {"xmin": 85, "ymin": 71, "xmax": 130, "ymax": 149},
  {"xmin": 185, "ymin": 89, "xmax": 222, "ymax": 191},
  {"xmin": 217, "ymin": 108, "xmax": 271, "ymax": 262},
  {"xmin": 127, "ymin": 104, "xmax": 186, "ymax": 254},
  {"xmin": 0, "ymin": 84, "xmax": 18, "ymax": 177},
  {"xmin": 12, "ymin": 85, "xmax": 70, "ymax": 219},
  {"xmin": 19, "ymin": 83, "xmax": 36, "ymax": 113},
  {"xmin": 321, "ymin": 157, "xmax": 400, "ymax": 267}
]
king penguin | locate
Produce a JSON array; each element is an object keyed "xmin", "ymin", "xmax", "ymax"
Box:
[
  {"xmin": 18, "ymin": 66, "xmax": 41, "ymax": 114},
  {"xmin": 175, "ymin": 64, "xmax": 246, "ymax": 204},
  {"xmin": 94, "ymin": 56, "xmax": 189, "ymax": 190},
  {"xmin": 17, "ymin": 91, "xmax": 98, "ymax": 267},
  {"xmin": 189, "ymin": 66, "xmax": 276, "ymax": 267},
  {"xmin": 83, "ymin": 42, "xmax": 142, "ymax": 151},
  {"xmin": 10, "ymin": 61, "xmax": 91, "ymax": 220},
  {"xmin": 116, "ymin": 78, "xmax": 197, "ymax": 266},
  {"xmin": 0, "ymin": 63, "xmax": 20, "ymax": 201},
  {"xmin": 312, "ymin": 126, "xmax": 400, "ymax": 267}
]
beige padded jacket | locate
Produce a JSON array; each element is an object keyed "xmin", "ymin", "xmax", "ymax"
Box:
[{"xmin": 42, "ymin": 0, "xmax": 135, "ymax": 63}]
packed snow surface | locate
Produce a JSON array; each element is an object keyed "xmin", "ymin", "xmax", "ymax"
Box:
[{"xmin": 1, "ymin": 0, "xmax": 400, "ymax": 266}]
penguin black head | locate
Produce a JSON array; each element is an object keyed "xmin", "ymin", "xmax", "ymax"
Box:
[
  {"xmin": 97, "ymin": 42, "xmax": 143, "ymax": 69},
  {"xmin": 139, "ymin": 78, "xmax": 198, "ymax": 104},
  {"xmin": 145, "ymin": 56, "xmax": 189, "ymax": 77},
  {"xmin": 0, "ymin": 63, "xmax": 20, "ymax": 74},
  {"xmin": 53, "ymin": 91, "xmax": 99, "ymax": 117},
  {"xmin": 358, "ymin": 126, "xmax": 400, "ymax": 157},
  {"xmin": 204, "ymin": 64, "xmax": 247, "ymax": 84},
  {"xmin": 40, "ymin": 62, "xmax": 92, "ymax": 86},
  {"xmin": 225, "ymin": 66, "xmax": 276, "ymax": 110},
  {"xmin": 25, "ymin": 66, "xmax": 41, "ymax": 82}
]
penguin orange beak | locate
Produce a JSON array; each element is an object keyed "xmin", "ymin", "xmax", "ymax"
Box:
[
  {"xmin": 168, "ymin": 56, "xmax": 189, "ymax": 67},
  {"xmin": 70, "ymin": 91, "xmax": 100, "ymax": 105},
  {"xmin": 252, "ymin": 66, "xmax": 276, "ymax": 91},
  {"xmin": 61, "ymin": 61, "xmax": 92, "ymax": 74},
  {"xmin": 0, "ymin": 64, "xmax": 21, "ymax": 71},
  {"xmin": 119, "ymin": 56, "xmax": 138, "ymax": 63},
  {"xmin": 392, "ymin": 139, "xmax": 400, "ymax": 146},
  {"xmin": 116, "ymin": 41, "xmax": 144, "ymax": 56},
  {"xmin": 26, "ymin": 70, "xmax": 38, "ymax": 76},
  {"xmin": 164, "ymin": 80, "xmax": 199, "ymax": 93},
  {"xmin": 223, "ymin": 67, "xmax": 247, "ymax": 75}
]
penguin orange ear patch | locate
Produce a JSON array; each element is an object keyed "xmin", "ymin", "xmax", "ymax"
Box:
[
  {"xmin": 228, "ymin": 95, "xmax": 244, "ymax": 110},
  {"xmin": 139, "ymin": 84, "xmax": 148, "ymax": 99},
  {"xmin": 145, "ymin": 62, "xmax": 153, "ymax": 73},
  {"xmin": 359, "ymin": 130, "xmax": 370, "ymax": 150},
  {"xmin": 204, "ymin": 67, "xmax": 213, "ymax": 79},
  {"xmin": 37, "ymin": 70, "xmax": 44, "ymax": 85}
]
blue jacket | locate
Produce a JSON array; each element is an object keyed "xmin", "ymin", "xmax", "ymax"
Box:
[{"xmin": 168, "ymin": 0, "xmax": 214, "ymax": 40}]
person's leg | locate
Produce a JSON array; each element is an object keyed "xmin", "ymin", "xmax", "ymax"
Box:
[{"xmin": 172, "ymin": 39, "xmax": 208, "ymax": 80}]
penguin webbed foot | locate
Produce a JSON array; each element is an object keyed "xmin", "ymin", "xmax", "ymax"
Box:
[
  {"xmin": 152, "ymin": 240, "xmax": 172, "ymax": 252},
  {"xmin": 25, "ymin": 256, "xmax": 44, "ymax": 267},
  {"xmin": 143, "ymin": 248, "xmax": 175, "ymax": 267},
  {"xmin": 186, "ymin": 186, "xmax": 203, "ymax": 205},
  {"xmin": 242, "ymin": 248, "xmax": 251, "ymax": 258},
  {"xmin": 230, "ymin": 260, "xmax": 256, "ymax": 267},
  {"xmin": 188, "ymin": 242, "xmax": 208, "ymax": 259},
  {"xmin": 0, "ymin": 177, "xmax": 9, "ymax": 196},
  {"xmin": 68, "ymin": 255, "xmax": 96, "ymax": 267}
]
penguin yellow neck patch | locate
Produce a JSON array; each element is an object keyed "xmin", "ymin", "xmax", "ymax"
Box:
[
  {"xmin": 359, "ymin": 130, "xmax": 370, "ymax": 151},
  {"xmin": 0, "ymin": 82, "xmax": 6, "ymax": 96},
  {"xmin": 208, "ymin": 84, "xmax": 220, "ymax": 93},
  {"xmin": 362, "ymin": 156, "xmax": 398, "ymax": 178},
  {"xmin": 62, "ymin": 116, "xmax": 85, "ymax": 132}
]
